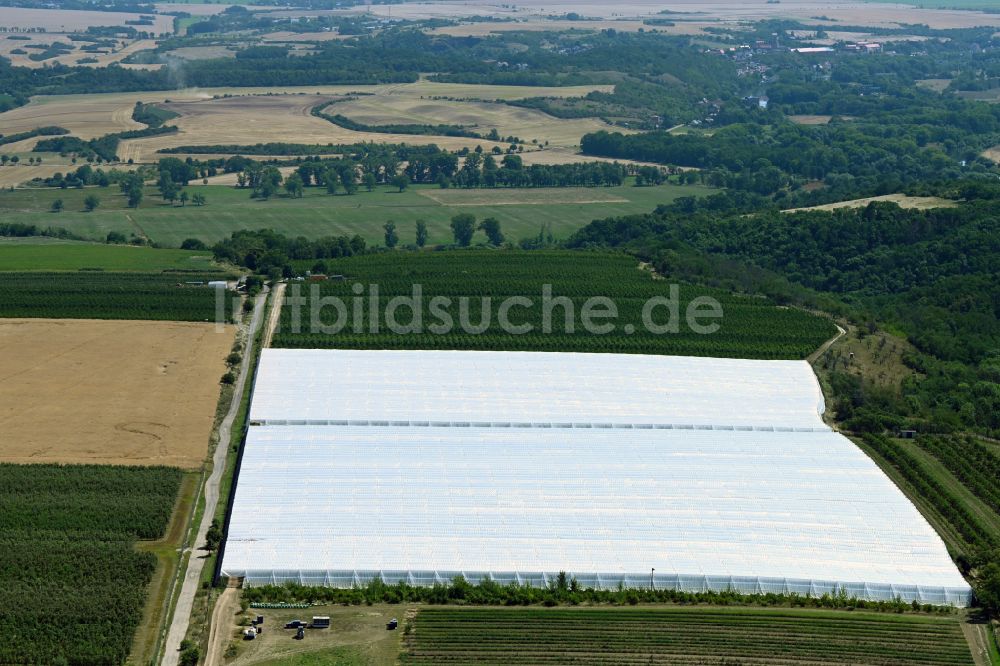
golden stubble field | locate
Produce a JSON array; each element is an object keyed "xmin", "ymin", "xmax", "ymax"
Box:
[
  {"xmin": 0, "ymin": 164, "xmax": 74, "ymax": 188},
  {"xmin": 0, "ymin": 34, "xmax": 158, "ymax": 69},
  {"xmin": 0, "ymin": 318, "xmax": 235, "ymax": 468},
  {"xmin": 351, "ymin": 0, "xmax": 1000, "ymax": 30},
  {"xmin": 0, "ymin": 80, "xmax": 620, "ymax": 165},
  {"xmin": 782, "ymin": 193, "xmax": 958, "ymax": 213},
  {"xmin": 0, "ymin": 6, "xmax": 173, "ymax": 32},
  {"xmin": 333, "ymin": 95, "xmax": 617, "ymax": 147}
]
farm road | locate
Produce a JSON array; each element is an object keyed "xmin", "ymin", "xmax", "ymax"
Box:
[
  {"xmin": 261, "ymin": 281, "xmax": 285, "ymax": 349},
  {"xmin": 161, "ymin": 289, "xmax": 267, "ymax": 666},
  {"xmin": 808, "ymin": 323, "xmax": 846, "ymax": 363},
  {"xmin": 204, "ymin": 580, "xmax": 241, "ymax": 666}
]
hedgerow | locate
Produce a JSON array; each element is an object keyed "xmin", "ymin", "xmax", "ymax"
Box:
[{"xmin": 242, "ymin": 575, "xmax": 952, "ymax": 615}]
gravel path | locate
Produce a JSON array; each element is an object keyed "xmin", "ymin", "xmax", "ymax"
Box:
[{"xmin": 161, "ymin": 290, "xmax": 267, "ymax": 666}]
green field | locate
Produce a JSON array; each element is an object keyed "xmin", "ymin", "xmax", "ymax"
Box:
[
  {"xmin": 0, "ymin": 182, "xmax": 713, "ymax": 249},
  {"xmin": 401, "ymin": 607, "xmax": 975, "ymax": 665},
  {"xmin": 0, "ymin": 238, "xmax": 221, "ymax": 271},
  {"xmin": 0, "ymin": 464, "xmax": 182, "ymax": 665},
  {"xmin": 274, "ymin": 251, "xmax": 837, "ymax": 358},
  {"xmin": 0, "ymin": 272, "xmax": 235, "ymax": 321}
]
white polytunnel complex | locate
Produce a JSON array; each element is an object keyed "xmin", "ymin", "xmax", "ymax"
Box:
[{"xmin": 221, "ymin": 349, "xmax": 972, "ymax": 606}]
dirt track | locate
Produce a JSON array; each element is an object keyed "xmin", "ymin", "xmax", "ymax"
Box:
[
  {"xmin": 161, "ymin": 290, "xmax": 267, "ymax": 666},
  {"xmin": 0, "ymin": 318, "xmax": 234, "ymax": 468},
  {"xmin": 204, "ymin": 582, "xmax": 241, "ymax": 666}
]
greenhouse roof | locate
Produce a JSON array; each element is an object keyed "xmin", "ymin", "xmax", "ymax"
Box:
[
  {"xmin": 249, "ymin": 349, "xmax": 827, "ymax": 430},
  {"xmin": 223, "ymin": 349, "xmax": 971, "ymax": 605}
]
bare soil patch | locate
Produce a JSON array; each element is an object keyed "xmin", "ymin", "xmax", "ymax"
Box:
[
  {"xmin": 789, "ymin": 115, "xmax": 833, "ymax": 125},
  {"xmin": 0, "ymin": 318, "xmax": 235, "ymax": 468}
]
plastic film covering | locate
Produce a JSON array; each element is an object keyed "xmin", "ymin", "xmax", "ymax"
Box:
[
  {"xmin": 222, "ymin": 424, "xmax": 972, "ymax": 606},
  {"xmin": 249, "ymin": 349, "xmax": 828, "ymax": 430}
]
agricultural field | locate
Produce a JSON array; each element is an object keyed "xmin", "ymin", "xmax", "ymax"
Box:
[
  {"xmin": 0, "ymin": 271, "xmax": 234, "ymax": 320},
  {"xmin": 352, "ymin": 0, "xmax": 1000, "ymax": 29},
  {"xmin": 0, "ymin": 238, "xmax": 221, "ymax": 271},
  {"xmin": 0, "ymin": 6, "xmax": 173, "ymax": 33},
  {"xmin": 859, "ymin": 433, "xmax": 1000, "ymax": 558},
  {"xmin": 273, "ymin": 251, "xmax": 837, "ymax": 359},
  {"xmin": 427, "ymin": 19, "xmax": 714, "ymax": 37},
  {"xmin": 0, "ymin": 463, "xmax": 183, "ymax": 665},
  {"xmin": 0, "ymin": 163, "xmax": 74, "ymax": 187},
  {"xmin": 329, "ymin": 95, "xmax": 619, "ymax": 149},
  {"xmin": 0, "ymin": 81, "xmax": 615, "ymax": 164},
  {"xmin": 118, "ymin": 91, "xmax": 613, "ymax": 162},
  {"xmin": 782, "ymin": 193, "xmax": 958, "ymax": 213},
  {"xmin": 0, "ymin": 182, "xmax": 713, "ymax": 248},
  {"xmin": 400, "ymin": 607, "xmax": 975, "ymax": 665},
  {"xmin": 0, "ymin": 33, "xmax": 157, "ymax": 69},
  {"xmin": 0, "ymin": 317, "xmax": 234, "ymax": 467}
]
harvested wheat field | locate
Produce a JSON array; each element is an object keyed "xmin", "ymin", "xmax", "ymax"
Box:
[
  {"xmin": 0, "ymin": 81, "xmax": 614, "ymax": 161},
  {"xmin": 1, "ymin": 35, "xmax": 157, "ymax": 69},
  {"xmin": 0, "ymin": 91, "xmax": 147, "ymax": 139},
  {"xmin": 0, "ymin": 164, "xmax": 74, "ymax": 188},
  {"xmin": 0, "ymin": 318, "xmax": 235, "ymax": 468},
  {"xmin": 116, "ymin": 94, "xmax": 509, "ymax": 162},
  {"xmin": 428, "ymin": 19, "xmax": 713, "ymax": 37},
  {"xmin": 349, "ymin": 0, "xmax": 1000, "ymax": 29},
  {"xmin": 782, "ymin": 193, "xmax": 957, "ymax": 213},
  {"xmin": 0, "ymin": 6, "xmax": 173, "ymax": 32},
  {"xmin": 117, "ymin": 90, "xmax": 622, "ymax": 162},
  {"xmin": 334, "ymin": 95, "xmax": 618, "ymax": 148}
]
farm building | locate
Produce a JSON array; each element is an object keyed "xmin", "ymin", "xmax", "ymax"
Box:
[{"xmin": 221, "ymin": 349, "xmax": 972, "ymax": 606}]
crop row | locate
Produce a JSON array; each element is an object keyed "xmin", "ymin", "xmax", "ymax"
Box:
[
  {"xmin": 915, "ymin": 435, "xmax": 1000, "ymax": 515},
  {"xmin": 861, "ymin": 435, "xmax": 997, "ymax": 551},
  {"xmin": 276, "ymin": 252, "xmax": 835, "ymax": 359},
  {"xmin": 403, "ymin": 608, "xmax": 972, "ymax": 665},
  {"xmin": 0, "ymin": 464, "xmax": 182, "ymax": 665},
  {"xmin": 0, "ymin": 272, "xmax": 235, "ymax": 322}
]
